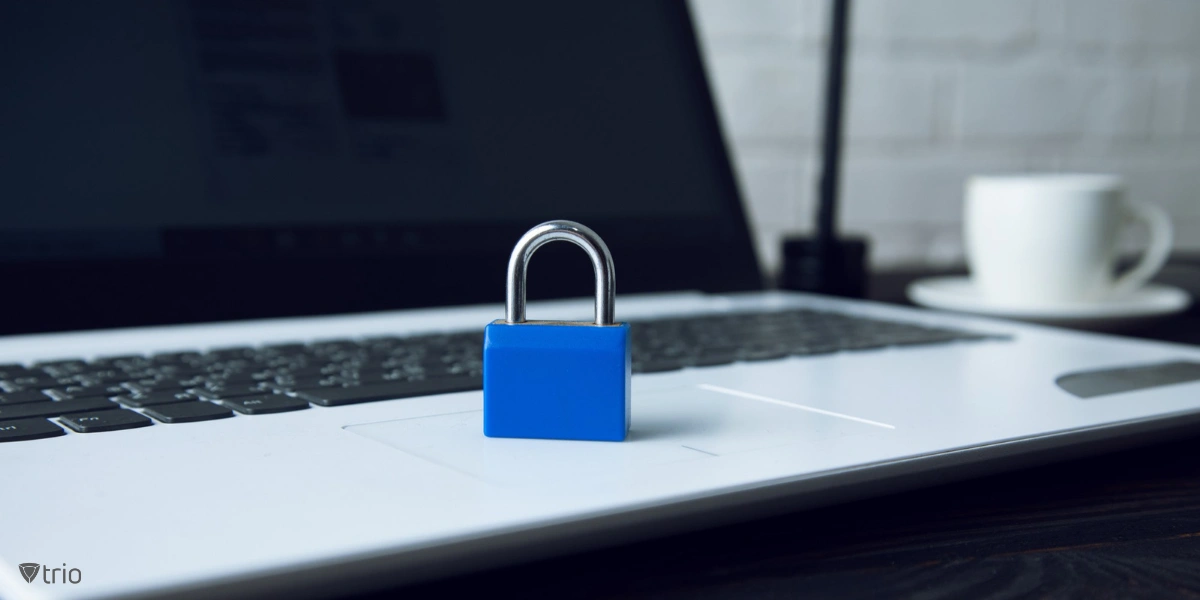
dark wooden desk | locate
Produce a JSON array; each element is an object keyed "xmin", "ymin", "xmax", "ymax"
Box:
[{"xmin": 362, "ymin": 262, "xmax": 1200, "ymax": 600}]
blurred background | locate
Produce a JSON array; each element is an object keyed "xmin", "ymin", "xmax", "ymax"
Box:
[{"xmin": 689, "ymin": 0, "xmax": 1200, "ymax": 275}]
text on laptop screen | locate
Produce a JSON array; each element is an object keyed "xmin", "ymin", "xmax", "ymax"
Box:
[{"xmin": 0, "ymin": 1, "xmax": 731, "ymax": 260}]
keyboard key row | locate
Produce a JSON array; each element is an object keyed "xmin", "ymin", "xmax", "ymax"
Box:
[
  {"xmin": 0, "ymin": 397, "xmax": 119, "ymax": 421},
  {"xmin": 0, "ymin": 398, "xmax": 302, "ymax": 442},
  {"xmin": 0, "ymin": 308, "xmax": 998, "ymax": 442}
]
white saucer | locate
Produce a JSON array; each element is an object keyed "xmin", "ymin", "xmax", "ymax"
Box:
[{"xmin": 907, "ymin": 276, "xmax": 1192, "ymax": 331}]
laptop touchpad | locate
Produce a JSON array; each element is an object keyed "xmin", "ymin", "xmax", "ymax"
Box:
[{"xmin": 344, "ymin": 384, "xmax": 890, "ymax": 486}]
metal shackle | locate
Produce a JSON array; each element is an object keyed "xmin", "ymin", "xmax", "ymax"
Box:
[{"xmin": 505, "ymin": 220, "xmax": 616, "ymax": 325}]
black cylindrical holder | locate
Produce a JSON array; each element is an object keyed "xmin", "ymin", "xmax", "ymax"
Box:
[{"xmin": 779, "ymin": 236, "xmax": 869, "ymax": 299}]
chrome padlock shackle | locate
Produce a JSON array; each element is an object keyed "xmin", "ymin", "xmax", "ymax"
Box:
[{"xmin": 505, "ymin": 220, "xmax": 615, "ymax": 325}]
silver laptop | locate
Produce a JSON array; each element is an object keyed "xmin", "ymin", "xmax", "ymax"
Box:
[{"xmin": 3, "ymin": 3, "xmax": 1199, "ymax": 599}]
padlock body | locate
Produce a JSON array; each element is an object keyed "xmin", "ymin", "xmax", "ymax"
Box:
[{"xmin": 484, "ymin": 321, "xmax": 630, "ymax": 441}]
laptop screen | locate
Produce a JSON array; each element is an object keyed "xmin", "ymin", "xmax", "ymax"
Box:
[{"xmin": 0, "ymin": 1, "xmax": 760, "ymax": 334}]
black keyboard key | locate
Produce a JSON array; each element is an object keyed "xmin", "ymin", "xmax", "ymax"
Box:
[
  {"xmin": 33, "ymin": 359, "xmax": 87, "ymax": 372},
  {"xmin": 0, "ymin": 364, "xmax": 32, "ymax": 379},
  {"xmin": 348, "ymin": 370, "xmax": 429, "ymax": 385},
  {"xmin": 206, "ymin": 346, "xmax": 256, "ymax": 360},
  {"xmin": 272, "ymin": 363, "xmax": 334, "ymax": 378},
  {"xmin": 143, "ymin": 402, "xmax": 234, "ymax": 424},
  {"xmin": 88, "ymin": 354, "xmax": 149, "ymax": 368},
  {"xmin": 276, "ymin": 376, "xmax": 339, "ymax": 392},
  {"xmin": 60, "ymin": 409, "xmax": 153, "ymax": 433},
  {"xmin": 116, "ymin": 391, "xmax": 197, "ymax": 408},
  {"xmin": 151, "ymin": 351, "xmax": 204, "ymax": 364},
  {"xmin": 0, "ymin": 389, "xmax": 53, "ymax": 405},
  {"xmin": 1, "ymin": 373, "xmax": 77, "ymax": 390},
  {"xmin": 308, "ymin": 340, "xmax": 361, "ymax": 355},
  {"xmin": 211, "ymin": 370, "xmax": 263, "ymax": 384},
  {"xmin": 0, "ymin": 398, "xmax": 118, "ymax": 421},
  {"xmin": 297, "ymin": 375, "xmax": 483, "ymax": 407},
  {"xmin": 55, "ymin": 384, "xmax": 129, "ymax": 400},
  {"xmin": 69, "ymin": 368, "xmax": 128, "ymax": 383},
  {"xmin": 191, "ymin": 382, "xmax": 278, "ymax": 399},
  {"xmin": 260, "ymin": 342, "xmax": 308, "ymax": 355},
  {"xmin": 222, "ymin": 395, "xmax": 310, "ymax": 415},
  {"xmin": 0, "ymin": 418, "xmax": 66, "ymax": 443},
  {"xmin": 141, "ymin": 363, "xmax": 204, "ymax": 377},
  {"xmin": 122, "ymin": 379, "xmax": 191, "ymax": 394}
]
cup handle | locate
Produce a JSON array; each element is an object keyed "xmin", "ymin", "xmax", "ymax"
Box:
[{"xmin": 1111, "ymin": 201, "xmax": 1173, "ymax": 296}]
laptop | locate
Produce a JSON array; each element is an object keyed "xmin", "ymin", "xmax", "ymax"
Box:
[{"xmin": 3, "ymin": 2, "xmax": 1199, "ymax": 598}]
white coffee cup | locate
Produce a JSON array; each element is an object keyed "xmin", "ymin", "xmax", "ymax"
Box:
[{"xmin": 964, "ymin": 174, "xmax": 1172, "ymax": 308}]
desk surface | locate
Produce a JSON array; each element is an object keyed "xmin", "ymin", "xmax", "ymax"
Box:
[{"xmin": 361, "ymin": 261, "xmax": 1200, "ymax": 600}]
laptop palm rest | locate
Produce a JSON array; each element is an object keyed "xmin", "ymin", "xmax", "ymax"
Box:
[{"xmin": 344, "ymin": 385, "xmax": 891, "ymax": 487}]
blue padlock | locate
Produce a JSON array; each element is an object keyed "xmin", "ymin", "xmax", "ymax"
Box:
[{"xmin": 483, "ymin": 220, "xmax": 630, "ymax": 442}]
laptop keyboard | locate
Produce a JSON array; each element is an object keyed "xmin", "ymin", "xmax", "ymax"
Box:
[{"xmin": 0, "ymin": 309, "xmax": 998, "ymax": 442}]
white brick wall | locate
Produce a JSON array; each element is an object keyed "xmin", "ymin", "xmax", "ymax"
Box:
[
  {"xmin": 853, "ymin": 0, "xmax": 1038, "ymax": 46},
  {"xmin": 691, "ymin": 0, "xmax": 1200, "ymax": 273}
]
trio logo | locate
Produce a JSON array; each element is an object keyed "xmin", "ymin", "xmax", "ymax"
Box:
[
  {"xmin": 18, "ymin": 563, "xmax": 39, "ymax": 583},
  {"xmin": 18, "ymin": 562, "xmax": 81, "ymax": 584}
]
